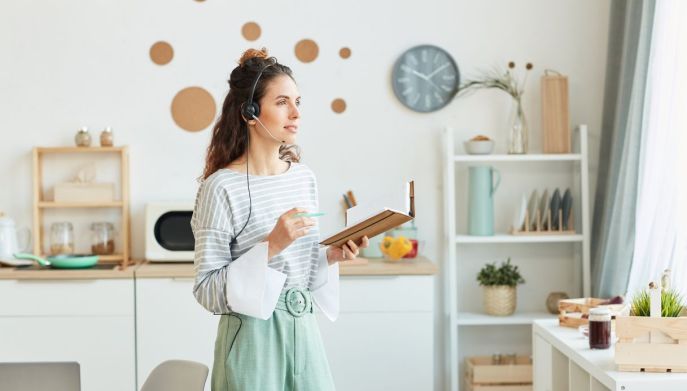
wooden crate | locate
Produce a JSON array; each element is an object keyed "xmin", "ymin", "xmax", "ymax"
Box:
[
  {"xmin": 615, "ymin": 316, "xmax": 687, "ymax": 373},
  {"xmin": 465, "ymin": 356, "xmax": 532, "ymax": 391},
  {"xmin": 558, "ymin": 297, "xmax": 624, "ymax": 328}
]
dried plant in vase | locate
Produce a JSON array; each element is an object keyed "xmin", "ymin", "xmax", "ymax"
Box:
[
  {"xmin": 459, "ymin": 61, "xmax": 534, "ymax": 154},
  {"xmin": 477, "ymin": 258, "xmax": 525, "ymax": 316}
]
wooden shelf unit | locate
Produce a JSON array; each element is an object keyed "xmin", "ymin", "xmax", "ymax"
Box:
[{"xmin": 32, "ymin": 146, "xmax": 131, "ymax": 268}]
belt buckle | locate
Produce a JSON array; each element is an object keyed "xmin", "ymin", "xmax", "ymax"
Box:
[{"xmin": 285, "ymin": 288, "xmax": 309, "ymax": 317}]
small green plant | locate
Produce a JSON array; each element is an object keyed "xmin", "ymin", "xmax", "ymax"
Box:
[
  {"xmin": 477, "ymin": 258, "xmax": 525, "ymax": 287},
  {"xmin": 630, "ymin": 289, "xmax": 685, "ymax": 317}
]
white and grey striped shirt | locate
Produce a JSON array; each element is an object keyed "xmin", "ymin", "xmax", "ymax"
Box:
[{"xmin": 191, "ymin": 162, "xmax": 323, "ymax": 314}]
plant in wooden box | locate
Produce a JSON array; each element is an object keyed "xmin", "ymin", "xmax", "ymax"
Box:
[
  {"xmin": 477, "ymin": 258, "xmax": 525, "ymax": 316},
  {"xmin": 615, "ymin": 271, "xmax": 687, "ymax": 373}
]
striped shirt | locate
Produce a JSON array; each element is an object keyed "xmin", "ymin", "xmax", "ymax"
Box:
[{"xmin": 191, "ymin": 162, "xmax": 323, "ymax": 314}]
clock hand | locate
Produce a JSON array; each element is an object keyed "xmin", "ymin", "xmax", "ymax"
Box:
[
  {"xmin": 426, "ymin": 63, "xmax": 450, "ymax": 79},
  {"xmin": 411, "ymin": 69, "xmax": 428, "ymax": 80}
]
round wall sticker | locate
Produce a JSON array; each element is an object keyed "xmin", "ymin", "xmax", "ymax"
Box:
[
  {"xmin": 150, "ymin": 41, "xmax": 174, "ymax": 65},
  {"xmin": 242, "ymin": 22, "xmax": 261, "ymax": 41},
  {"xmin": 331, "ymin": 98, "xmax": 347, "ymax": 114},
  {"xmin": 295, "ymin": 39, "xmax": 319, "ymax": 63},
  {"xmin": 171, "ymin": 87, "xmax": 216, "ymax": 132}
]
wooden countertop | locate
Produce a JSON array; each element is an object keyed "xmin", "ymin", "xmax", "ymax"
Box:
[
  {"xmin": 136, "ymin": 256, "xmax": 438, "ymax": 278},
  {"xmin": 0, "ymin": 256, "xmax": 438, "ymax": 280},
  {"xmin": 0, "ymin": 263, "xmax": 135, "ymax": 280}
]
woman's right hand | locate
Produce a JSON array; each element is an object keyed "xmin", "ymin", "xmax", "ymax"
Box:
[{"xmin": 266, "ymin": 208, "xmax": 316, "ymax": 259}]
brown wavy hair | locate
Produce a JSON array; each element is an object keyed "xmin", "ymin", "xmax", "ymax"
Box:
[{"xmin": 201, "ymin": 48, "xmax": 301, "ymax": 181}]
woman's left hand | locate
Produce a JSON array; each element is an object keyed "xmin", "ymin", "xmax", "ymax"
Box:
[{"xmin": 326, "ymin": 236, "xmax": 369, "ymax": 265}]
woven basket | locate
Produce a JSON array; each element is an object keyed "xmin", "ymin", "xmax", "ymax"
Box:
[{"xmin": 483, "ymin": 285, "xmax": 517, "ymax": 316}]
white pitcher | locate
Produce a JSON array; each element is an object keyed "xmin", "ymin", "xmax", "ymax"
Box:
[{"xmin": 0, "ymin": 212, "xmax": 31, "ymax": 260}]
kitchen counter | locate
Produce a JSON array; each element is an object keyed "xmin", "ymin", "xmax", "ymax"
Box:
[
  {"xmin": 0, "ymin": 263, "xmax": 135, "ymax": 280},
  {"xmin": 135, "ymin": 256, "xmax": 438, "ymax": 278},
  {"xmin": 0, "ymin": 256, "xmax": 437, "ymax": 280}
]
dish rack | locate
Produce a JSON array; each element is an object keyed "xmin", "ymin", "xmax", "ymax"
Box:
[{"xmin": 510, "ymin": 206, "xmax": 575, "ymax": 235}]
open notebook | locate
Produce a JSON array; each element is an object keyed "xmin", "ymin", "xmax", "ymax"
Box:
[{"xmin": 320, "ymin": 181, "xmax": 415, "ymax": 247}]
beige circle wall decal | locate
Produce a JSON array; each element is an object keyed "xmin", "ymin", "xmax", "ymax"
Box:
[
  {"xmin": 331, "ymin": 98, "xmax": 346, "ymax": 114},
  {"xmin": 171, "ymin": 87, "xmax": 216, "ymax": 132},
  {"xmin": 339, "ymin": 47, "xmax": 351, "ymax": 59},
  {"xmin": 295, "ymin": 39, "xmax": 319, "ymax": 63},
  {"xmin": 242, "ymin": 22, "xmax": 261, "ymax": 41},
  {"xmin": 150, "ymin": 41, "xmax": 174, "ymax": 65}
]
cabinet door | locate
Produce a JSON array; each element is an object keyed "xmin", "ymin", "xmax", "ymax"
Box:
[
  {"xmin": 135, "ymin": 278, "xmax": 218, "ymax": 391},
  {"xmin": 533, "ymin": 333, "xmax": 553, "ymax": 391},
  {"xmin": 317, "ymin": 276, "xmax": 435, "ymax": 391},
  {"xmin": 0, "ymin": 279, "xmax": 135, "ymax": 391}
]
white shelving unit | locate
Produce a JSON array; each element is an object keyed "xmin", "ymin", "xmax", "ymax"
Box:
[{"xmin": 443, "ymin": 125, "xmax": 592, "ymax": 390}]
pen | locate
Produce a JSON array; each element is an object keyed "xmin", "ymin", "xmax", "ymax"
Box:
[{"xmin": 293, "ymin": 212, "xmax": 326, "ymax": 218}]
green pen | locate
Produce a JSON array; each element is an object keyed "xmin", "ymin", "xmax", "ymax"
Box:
[{"xmin": 293, "ymin": 212, "xmax": 325, "ymax": 218}]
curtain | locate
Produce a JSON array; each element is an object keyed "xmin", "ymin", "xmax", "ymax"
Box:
[
  {"xmin": 591, "ymin": 0, "xmax": 656, "ymax": 297},
  {"xmin": 625, "ymin": 0, "xmax": 687, "ymax": 298}
]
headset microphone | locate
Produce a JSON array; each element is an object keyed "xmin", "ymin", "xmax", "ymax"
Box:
[{"xmin": 253, "ymin": 115, "xmax": 286, "ymax": 144}]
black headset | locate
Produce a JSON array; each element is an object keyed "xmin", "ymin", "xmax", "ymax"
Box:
[
  {"xmin": 232, "ymin": 59, "xmax": 276, "ymax": 246},
  {"xmin": 241, "ymin": 59, "xmax": 276, "ymax": 120}
]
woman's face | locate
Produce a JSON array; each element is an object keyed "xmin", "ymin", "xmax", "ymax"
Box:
[{"xmin": 253, "ymin": 75, "xmax": 301, "ymax": 144}]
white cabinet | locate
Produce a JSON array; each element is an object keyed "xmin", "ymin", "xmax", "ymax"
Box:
[
  {"xmin": 318, "ymin": 275, "xmax": 435, "ymax": 391},
  {"xmin": 443, "ymin": 126, "xmax": 592, "ymax": 390},
  {"xmin": 533, "ymin": 319, "xmax": 687, "ymax": 391},
  {"xmin": 0, "ymin": 279, "xmax": 136, "ymax": 391},
  {"xmin": 135, "ymin": 277, "xmax": 218, "ymax": 391},
  {"xmin": 135, "ymin": 274, "xmax": 435, "ymax": 391}
]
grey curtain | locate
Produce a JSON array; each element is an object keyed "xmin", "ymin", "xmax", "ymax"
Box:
[{"xmin": 591, "ymin": 0, "xmax": 656, "ymax": 297}]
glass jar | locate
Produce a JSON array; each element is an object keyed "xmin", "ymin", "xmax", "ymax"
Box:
[
  {"xmin": 589, "ymin": 307, "xmax": 611, "ymax": 349},
  {"xmin": 90, "ymin": 222, "xmax": 115, "ymax": 255},
  {"xmin": 100, "ymin": 127, "xmax": 114, "ymax": 147},
  {"xmin": 50, "ymin": 222, "xmax": 74, "ymax": 255},
  {"xmin": 75, "ymin": 127, "xmax": 92, "ymax": 147}
]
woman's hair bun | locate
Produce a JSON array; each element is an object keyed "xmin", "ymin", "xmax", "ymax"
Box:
[{"xmin": 239, "ymin": 47, "xmax": 269, "ymax": 67}]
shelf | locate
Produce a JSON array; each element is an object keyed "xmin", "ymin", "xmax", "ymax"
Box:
[
  {"xmin": 35, "ymin": 146, "xmax": 127, "ymax": 154},
  {"xmin": 455, "ymin": 234, "xmax": 583, "ymax": 243},
  {"xmin": 38, "ymin": 201, "xmax": 123, "ymax": 208},
  {"xmin": 453, "ymin": 153, "xmax": 582, "ymax": 162},
  {"xmin": 456, "ymin": 311, "xmax": 557, "ymax": 326}
]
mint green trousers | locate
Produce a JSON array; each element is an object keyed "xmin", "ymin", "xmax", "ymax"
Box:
[{"xmin": 211, "ymin": 288, "xmax": 336, "ymax": 391}]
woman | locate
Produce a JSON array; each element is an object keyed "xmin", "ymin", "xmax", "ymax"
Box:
[{"xmin": 191, "ymin": 47, "xmax": 369, "ymax": 391}]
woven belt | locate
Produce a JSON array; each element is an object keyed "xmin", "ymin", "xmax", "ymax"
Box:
[{"xmin": 275, "ymin": 287, "xmax": 313, "ymax": 317}]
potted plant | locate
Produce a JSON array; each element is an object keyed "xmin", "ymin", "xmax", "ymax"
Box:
[{"xmin": 477, "ymin": 258, "xmax": 525, "ymax": 316}]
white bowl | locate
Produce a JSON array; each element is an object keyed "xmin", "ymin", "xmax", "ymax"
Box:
[{"xmin": 463, "ymin": 140, "xmax": 494, "ymax": 155}]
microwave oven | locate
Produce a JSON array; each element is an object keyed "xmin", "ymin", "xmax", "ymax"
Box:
[{"xmin": 145, "ymin": 202, "xmax": 195, "ymax": 262}]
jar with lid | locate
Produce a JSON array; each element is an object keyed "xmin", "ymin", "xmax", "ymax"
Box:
[
  {"xmin": 90, "ymin": 222, "xmax": 116, "ymax": 255},
  {"xmin": 588, "ymin": 307, "xmax": 612, "ymax": 349},
  {"xmin": 100, "ymin": 127, "xmax": 114, "ymax": 147},
  {"xmin": 75, "ymin": 127, "xmax": 92, "ymax": 147},
  {"xmin": 50, "ymin": 222, "xmax": 74, "ymax": 255}
]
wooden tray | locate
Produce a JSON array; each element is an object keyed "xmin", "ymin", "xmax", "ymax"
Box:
[
  {"xmin": 465, "ymin": 356, "xmax": 532, "ymax": 391},
  {"xmin": 616, "ymin": 316, "xmax": 687, "ymax": 372}
]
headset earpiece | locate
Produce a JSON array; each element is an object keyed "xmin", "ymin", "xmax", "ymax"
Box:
[{"xmin": 241, "ymin": 101, "xmax": 260, "ymax": 120}]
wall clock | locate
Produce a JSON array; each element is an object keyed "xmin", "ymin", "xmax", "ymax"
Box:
[{"xmin": 392, "ymin": 44, "xmax": 460, "ymax": 113}]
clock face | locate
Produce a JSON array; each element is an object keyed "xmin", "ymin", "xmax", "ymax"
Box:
[{"xmin": 392, "ymin": 45, "xmax": 460, "ymax": 113}]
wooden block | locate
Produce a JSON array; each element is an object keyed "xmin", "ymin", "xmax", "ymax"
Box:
[
  {"xmin": 54, "ymin": 182, "xmax": 114, "ymax": 202},
  {"xmin": 541, "ymin": 73, "xmax": 570, "ymax": 153}
]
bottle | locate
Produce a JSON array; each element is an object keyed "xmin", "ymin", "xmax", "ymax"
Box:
[
  {"xmin": 75, "ymin": 127, "xmax": 92, "ymax": 147},
  {"xmin": 100, "ymin": 127, "xmax": 114, "ymax": 147},
  {"xmin": 588, "ymin": 307, "xmax": 611, "ymax": 349}
]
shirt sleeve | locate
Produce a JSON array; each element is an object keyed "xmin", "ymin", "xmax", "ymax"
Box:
[
  {"xmin": 311, "ymin": 246, "xmax": 340, "ymax": 321},
  {"xmin": 191, "ymin": 178, "xmax": 286, "ymax": 319}
]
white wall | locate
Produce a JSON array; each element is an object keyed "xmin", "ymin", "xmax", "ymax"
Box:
[{"xmin": 0, "ymin": 0, "xmax": 610, "ymax": 388}]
